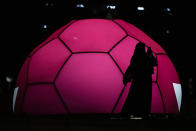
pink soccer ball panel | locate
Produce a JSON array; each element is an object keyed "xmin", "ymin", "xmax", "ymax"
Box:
[
  {"xmin": 59, "ymin": 19, "xmax": 126, "ymax": 52},
  {"xmin": 28, "ymin": 39, "xmax": 71, "ymax": 83},
  {"xmin": 23, "ymin": 84, "xmax": 67, "ymax": 115},
  {"xmin": 55, "ymin": 53, "xmax": 123, "ymax": 113},
  {"xmin": 110, "ymin": 36, "xmax": 139, "ymax": 73},
  {"xmin": 114, "ymin": 19, "xmax": 165, "ymax": 54},
  {"xmin": 16, "ymin": 57, "xmax": 30, "ymax": 89},
  {"xmin": 151, "ymin": 83, "xmax": 164, "ymax": 113},
  {"xmin": 29, "ymin": 20, "xmax": 75, "ymax": 57},
  {"xmin": 46, "ymin": 20, "xmax": 76, "ymax": 41},
  {"xmin": 15, "ymin": 58, "xmax": 30, "ymax": 113},
  {"xmin": 157, "ymin": 55, "xmax": 180, "ymax": 113},
  {"xmin": 113, "ymin": 82, "xmax": 132, "ymax": 113}
]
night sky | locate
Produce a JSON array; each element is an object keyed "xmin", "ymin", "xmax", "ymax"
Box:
[{"xmin": 0, "ymin": 0, "xmax": 195, "ymax": 107}]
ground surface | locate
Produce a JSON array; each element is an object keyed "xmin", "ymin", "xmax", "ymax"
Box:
[{"xmin": 0, "ymin": 114, "xmax": 195, "ymax": 131}]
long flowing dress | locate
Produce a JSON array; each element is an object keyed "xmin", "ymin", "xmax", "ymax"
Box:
[{"xmin": 121, "ymin": 52, "xmax": 157, "ymax": 116}]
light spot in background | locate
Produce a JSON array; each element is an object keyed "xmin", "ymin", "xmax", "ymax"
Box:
[
  {"xmin": 166, "ymin": 29, "xmax": 170, "ymax": 34},
  {"xmin": 107, "ymin": 5, "xmax": 116, "ymax": 10},
  {"xmin": 76, "ymin": 4, "xmax": 85, "ymax": 8},
  {"xmin": 43, "ymin": 25, "xmax": 47, "ymax": 29},
  {"xmin": 6, "ymin": 76, "xmax": 12, "ymax": 83},
  {"xmin": 137, "ymin": 7, "xmax": 144, "ymax": 11},
  {"xmin": 166, "ymin": 8, "xmax": 171, "ymax": 12}
]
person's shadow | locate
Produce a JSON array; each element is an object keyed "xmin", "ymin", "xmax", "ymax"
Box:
[{"xmin": 121, "ymin": 42, "xmax": 157, "ymax": 117}]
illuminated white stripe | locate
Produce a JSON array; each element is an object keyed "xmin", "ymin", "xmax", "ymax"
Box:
[
  {"xmin": 129, "ymin": 115, "xmax": 143, "ymax": 120},
  {"xmin": 173, "ymin": 83, "xmax": 182, "ymax": 111},
  {"xmin": 13, "ymin": 87, "xmax": 19, "ymax": 112}
]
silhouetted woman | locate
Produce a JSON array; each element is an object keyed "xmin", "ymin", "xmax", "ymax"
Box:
[{"xmin": 121, "ymin": 42, "xmax": 157, "ymax": 117}]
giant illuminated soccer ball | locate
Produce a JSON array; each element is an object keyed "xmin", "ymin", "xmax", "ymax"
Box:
[{"xmin": 13, "ymin": 19, "xmax": 182, "ymax": 115}]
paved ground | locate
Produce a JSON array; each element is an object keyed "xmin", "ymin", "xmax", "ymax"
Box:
[{"xmin": 0, "ymin": 114, "xmax": 195, "ymax": 131}]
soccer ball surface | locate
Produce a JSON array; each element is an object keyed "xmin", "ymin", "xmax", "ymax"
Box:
[{"xmin": 13, "ymin": 19, "xmax": 181, "ymax": 115}]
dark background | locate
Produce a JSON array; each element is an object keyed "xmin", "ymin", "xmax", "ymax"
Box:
[{"xmin": 0, "ymin": 0, "xmax": 196, "ymax": 129}]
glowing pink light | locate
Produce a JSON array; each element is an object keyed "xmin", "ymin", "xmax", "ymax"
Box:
[{"xmin": 14, "ymin": 19, "xmax": 181, "ymax": 114}]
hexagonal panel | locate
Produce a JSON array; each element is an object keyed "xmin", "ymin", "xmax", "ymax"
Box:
[
  {"xmin": 55, "ymin": 53, "xmax": 124, "ymax": 113},
  {"xmin": 59, "ymin": 19, "xmax": 126, "ymax": 52},
  {"xmin": 29, "ymin": 20, "xmax": 75, "ymax": 57},
  {"xmin": 23, "ymin": 84, "xmax": 67, "ymax": 115},
  {"xmin": 113, "ymin": 82, "xmax": 132, "ymax": 113},
  {"xmin": 110, "ymin": 36, "xmax": 139, "ymax": 73},
  {"xmin": 47, "ymin": 20, "xmax": 76, "ymax": 41},
  {"xmin": 113, "ymin": 19, "xmax": 165, "ymax": 54},
  {"xmin": 151, "ymin": 83, "xmax": 164, "ymax": 113},
  {"xmin": 16, "ymin": 57, "xmax": 30, "ymax": 91},
  {"xmin": 28, "ymin": 38, "xmax": 71, "ymax": 83},
  {"xmin": 157, "ymin": 55, "xmax": 180, "ymax": 113}
]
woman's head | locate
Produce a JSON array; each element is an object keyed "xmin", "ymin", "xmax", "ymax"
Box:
[{"xmin": 134, "ymin": 42, "xmax": 145, "ymax": 55}]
